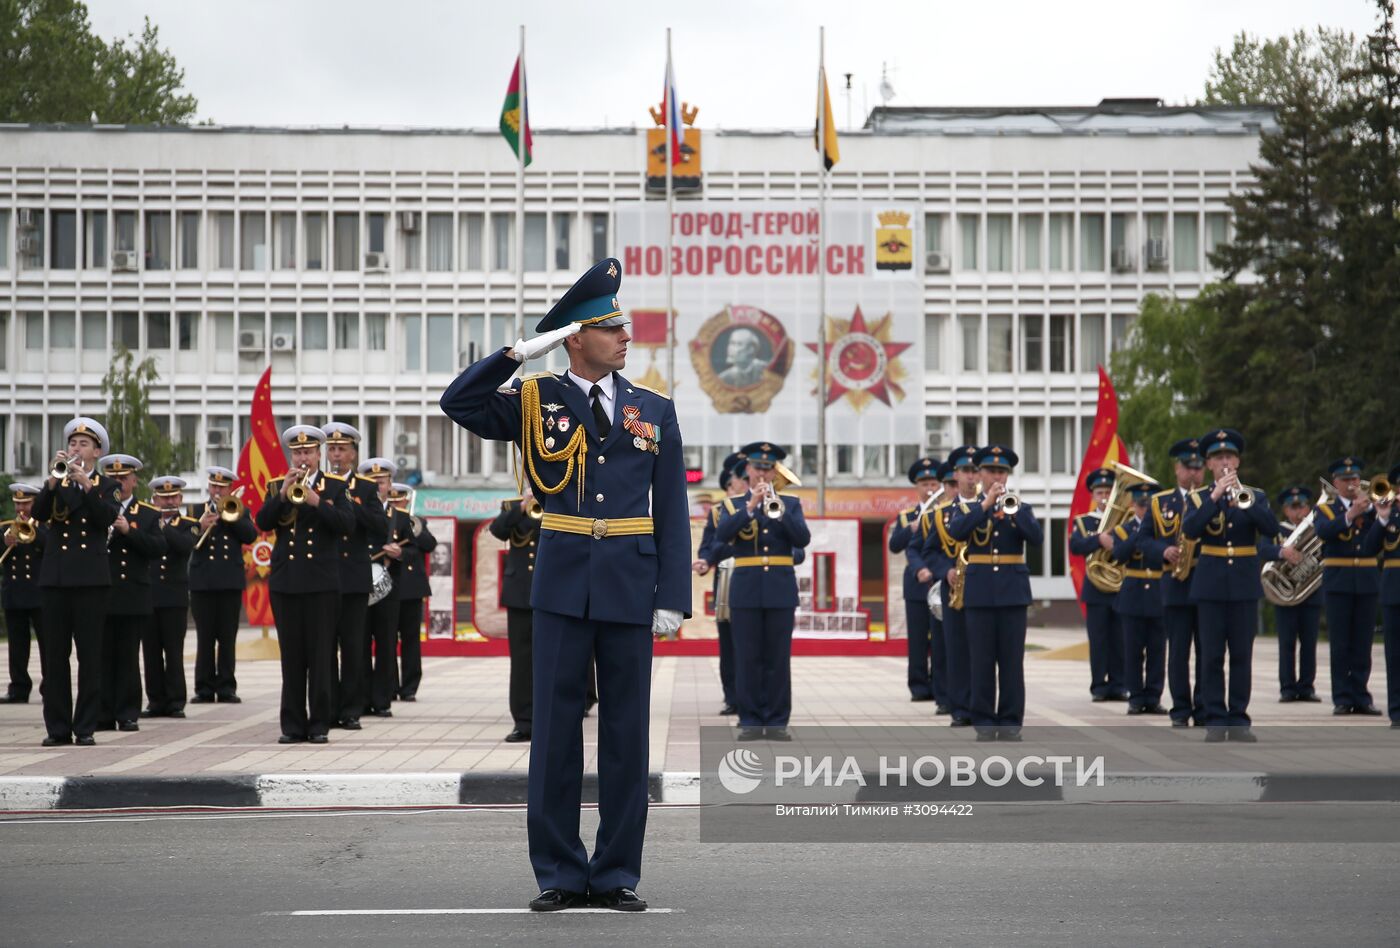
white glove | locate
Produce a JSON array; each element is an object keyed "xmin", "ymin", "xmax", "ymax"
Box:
[
  {"xmin": 651, "ymin": 609, "xmax": 683, "ymax": 638},
  {"xmin": 509, "ymin": 323, "xmax": 581, "ymax": 362}
]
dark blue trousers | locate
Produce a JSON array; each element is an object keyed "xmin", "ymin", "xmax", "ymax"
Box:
[
  {"xmin": 716, "ymin": 619, "xmax": 736, "ymax": 707},
  {"xmin": 1383, "ymin": 605, "xmax": 1400, "ymax": 724},
  {"xmin": 965, "ymin": 606, "xmax": 1027, "ymax": 729},
  {"xmin": 528, "ymin": 610, "xmax": 652, "ymax": 894},
  {"xmin": 1084, "ymin": 602, "xmax": 1123, "ymax": 698},
  {"xmin": 1165, "ymin": 604, "xmax": 1203, "ymax": 724},
  {"xmin": 1325, "ymin": 592, "xmax": 1377, "ymax": 709},
  {"xmin": 1120, "ymin": 614, "xmax": 1165, "ymax": 709},
  {"xmin": 1275, "ymin": 601, "xmax": 1321, "ymax": 698},
  {"xmin": 730, "ymin": 607, "xmax": 794, "ymax": 727},
  {"xmin": 1196, "ymin": 600, "xmax": 1257, "ymax": 727},
  {"xmin": 942, "ymin": 605, "xmax": 971, "ymax": 719},
  {"xmin": 905, "ymin": 599, "xmax": 945, "ymax": 701}
]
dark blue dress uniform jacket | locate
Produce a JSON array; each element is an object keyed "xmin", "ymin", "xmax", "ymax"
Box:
[
  {"xmin": 1, "ymin": 522, "xmax": 46, "ymax": 610},
  {"xmin": 946, "ymin": 501, "xmax": 1044, "ymax": 608},
  {"xmin": 392, "ymin": 517, "xmax": 436, "ymax": 601},
  {"xmin": 714, "ymin": 493, "xmax": 811, "ymax": 609},
  {"xmin": 1379, "ymin": 515, "xmax": 1400, "ymax": 606},
  {"xmin": 1067, "ymin": 512, "xmax": 1115, "ymax": 607},
  {"xmin": 188, "ymin": 509, "xmax": 258, "ymax": 592},
  {"xmin": 489, "ymin": 502, "xmax": 539, "ymax": 611},
  {"xmin": 922, "ymin": 498, "xmax": 963, "ymax": 605},
  {"xmin": 152, "ymin": 515, "xmax": 200, "ymax": 609},
  {"xmin": 1114, "ymin": 517, "xmax": 1164, "ymax": 618},
  {"xmin": 1141, "ymin": 489, "xmax": 1195, "ymax": 607},
  {"xmin": 1313, "ymin": 498, "xmax": 1383, "ymax": 595},
  {"xmin": 337, "ymin": 474, "xmax": 388, "ymax": 595},
  {"xmin": 255, "ymin": 473, "xmax": 357, "ymax": 595},
  {"xmin": 33, "ymin": 475, "xmax": 121, "ymax": 588},
  {"xmin": 696, "ymin": 503, "xmax": 735, "ymax": 609},
  {"xmin": 440, "ymin": 348, "xmax": 692, "ymax": 626},
  {"xmin": 889, "ymin": 506, "xmax": 934, "ymax": 603},
  {"xmin": 106, "ymin": 501, "xmax": 168, "ymax": 616},
  {"xmin": 1181, "ymin": 488, "xmax": 1279, "ymax": 602}
]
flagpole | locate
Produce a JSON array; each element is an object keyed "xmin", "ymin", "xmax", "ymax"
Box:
[
  {"xmin": 514, "ymin": 24, "xmax": 526, "ymax": 345},
  {"xmin": 816, "ymin": 26, "xmax": 828, "ymax": 517},
  {"xmin": 665, "ymin": 27, "xmax": 675, "ymax": 395}
]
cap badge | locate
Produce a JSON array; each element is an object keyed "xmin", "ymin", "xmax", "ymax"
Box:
[{"xmin": 607, "ymin": 262, "xmax": 618, "ymax": 278}]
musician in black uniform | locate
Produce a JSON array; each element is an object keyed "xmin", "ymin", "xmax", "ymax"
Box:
[
  {"xmin": 143, "ymin": 476, "xmax": 199, "ymax": 718},
  {"xmin": 98, "ymin": 454, "xmax": 167, "ymax": 732},
  {"xmin": 1271, "ymin": 485, "xmax": 1323, "ymax": 703},
  {"xmin": 33, "ymin": 418, "xmax": 120, "ymax": 746},
  {"xmin": 387, "ymin": 483, "xmax": 435, "ymax": 702},
  {"xmin": 1, "ymin": 484, "xmax": 46, "ymax": 704},
  {"xmin": 256, "ymin": 425, "xmax": 356, "ymax": 744},
  {"xmin": 322, "ymin": 422, "xmax": 387, "ymax": 730},
  {"xmin": 189, "ymin": 466, "xmax": 257, "ymax": 703},
  {"xmin": 360, "ymin": 458, "xmax": 408, "ymax": 718},
  {"xmin": 491, "ymin": 490, "xmax": 542, "ymax": 743}
]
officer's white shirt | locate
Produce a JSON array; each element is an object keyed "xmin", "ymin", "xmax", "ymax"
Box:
[{"xmin": 566, "ymin": 369, "xmax": 615, "ymax": 427}]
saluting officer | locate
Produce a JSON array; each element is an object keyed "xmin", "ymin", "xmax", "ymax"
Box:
[
  {"xmin": 1314, "ymin": 456, "xmax": 1385, "ymax": 716},
  {"xmin": 441, "ymin": 257, "xmax": 690, "ymax": 913},
  {"xmin": 1111, "ymin": 481, "xmax": 1168, "ymax": 714},
  {"xmin": 1271, "ymin": 485, "xmax": 1324, "ymax": 703},
  {"xmin": 1, "ymin": 484, "xmax": 46, "ymax": 704},
  {"xmin": 1142, "ymin": 438, "xmax": 1207, "ymax": 727},
  {"xmin": 715, "ymin": 442, "xmax": 811, "ymax": 742},
  {"xmin": 946, "ymin": 445, "xmax": 1044, "ymax": 741},
  {"xmin": 387, "ymin": 483, "xmax": 436, "ymax": 702},
  {"xmin": 1181, "ymin": 429, "xmax": 1281, "ymax": 742},
  {"xmin": 323, "ymin": 422, "xmax": 388, "ymax": 730},
  {"xmin": 256, "ymin": 425, "xmax": 356, "ymax": 745},
  {"xmin": 925, "ymin": 446, "xmax": 981, "ymax": 727},
  {"xmin": 360, "ymin": 458, "xmax": 406, "ymax": 718},
  {"xmin": 189, "ymin": 466, "xmax": 257, "ymax": 704},
  {"xmin": 1067, "ymin": 467, "xmax": 1127, "ymax": 703},
  {"xmin": 32, "ymin": 418, "xmax": 120, "ymax": 746},
  {"xmin": 692, "ymin": 451, "xmax": 745, "ymax": 716},
  {"xmin": 1374, "ymin": 464, "xmax": 1400, "ymax": 728},
  {"xmin": 98, "ymin": 454, "xmax": 167, "ymax": 733},
  {"xmin": 491, "ymin": 488, "xmax": 543, "ymax": 743},
  {"xmin": 143, "ymin": 476, "xmax": 199, "ymax": 718},
  {"xmin": 889, "ymin": 456, "xmax": 945, "ymax": 708}
]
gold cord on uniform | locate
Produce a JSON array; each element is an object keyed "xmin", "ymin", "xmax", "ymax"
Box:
[{"xmin": 517, "ymin": 377, "xmax": 588, "ymax": 509}]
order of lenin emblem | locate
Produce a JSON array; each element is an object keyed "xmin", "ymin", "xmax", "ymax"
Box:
[{"xmin": 690, "ymin": 304, "xmax": 794, "ymax": 413}]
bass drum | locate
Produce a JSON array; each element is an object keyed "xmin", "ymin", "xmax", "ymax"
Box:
[{"xmin": 368, "ymin": 561, "xmax": 393, "ymax": 605}]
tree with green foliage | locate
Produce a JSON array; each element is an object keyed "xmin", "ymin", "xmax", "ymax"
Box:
[
  {"xmin": 1202, "ymin": 26, "xmax": 1364, "ymax": 110},
  {"xmin": 0, "ymin": 0, "xmax": 197, "ymax": 124},
  {"xmin": 100, "ymin": 347, "xmax": 196, "ymax": 493}
]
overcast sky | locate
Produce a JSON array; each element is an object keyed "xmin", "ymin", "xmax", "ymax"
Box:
[{"xmin": 86, "ymin": 0, "xmax": 1380, "ymax": 131}]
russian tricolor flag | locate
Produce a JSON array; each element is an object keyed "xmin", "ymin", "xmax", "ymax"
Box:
[{"xmin": 663, "ymin": 53, "xmax": 682, "ymax": 166}]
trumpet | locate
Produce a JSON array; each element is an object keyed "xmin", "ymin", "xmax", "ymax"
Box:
[
  {"xmin": 759, "ymin": 461, "xmax": 802, "ymax": 519},
  {"xmin": 287, "ymin": 466, "xmax": 312, "ymax": 505},
  {"xmin": 1221, "ymin": 468, "xmax": 1255, "ymax": 509},
  {"xmin": 0, "ymin": 519, "xmax": 38, "ymax": 567},
  {"xmin": 526, "ymin": 499, "xmax": 543, "ymax": 519},
  {"xmin": 195, "ymin": 491, "xmax": 245, "ymax": 550},
  {"xmin": 761, "ymin": 482, "xmax": 784, "ymax": 519}
]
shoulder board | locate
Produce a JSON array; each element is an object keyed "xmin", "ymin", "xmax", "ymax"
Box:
[
  {"xmin": 1073, "ymin": 514, "xmax": 1088, "ymax": 532},
  {"xmin": 958, "ymin": 502, "xmax": 970, "ymax": 514},
  {"xmin": 1318, "ymin": 503, "xmax": 1336, "ymax": 520},
  {"xmin": 1152, "ymin": 489, "xmax": 1173, "ymax": 501},
  {"xmin": 1189, "ymin": 490, "xmax": 1203, "ymax": 508},
  {"xmin": 710, "ymin": 506, "xmax": 722, "ymax": 526},
  {"xmin": 723, "ymin": 497, "xmax": 737, "ymax": 515},
  {"xmin": 897, "ymin": 513, "xmax": 909, "ymax": 527},
  {"xmin": 521, "ymin": 371, "xmax": 553, "ymax": 382},
  {"xmin": 628, "ymin": 381, "xmax": 671, "ymax": 400},
  {"xmin": 1114, "ymin": 524, "xmax": 1128, "ymax": 540},
  {"xmin": 268, "ymin": 476, "xmax": 284, "ymax": 485},
  {"xmin": 322, "ymin": 471, "xmax": 347, "ymax": 482}
]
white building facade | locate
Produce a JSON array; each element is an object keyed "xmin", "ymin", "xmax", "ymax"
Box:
[{"xmin": 0, "ymin": 101, "xmax": 1273, "ymax": 603}]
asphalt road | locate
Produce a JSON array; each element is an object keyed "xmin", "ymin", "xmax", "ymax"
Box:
[{"xmin": 3, "ymin": 806, "xmax": 1398, "ymax": 947}]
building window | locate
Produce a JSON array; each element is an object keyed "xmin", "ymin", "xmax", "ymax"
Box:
[
  {"xmin": 85, "ymin": 210, "xmax": 107, "ymax": 268},
  {"xmin": 302, "ymin": 312, "xmax": 328, "ymax": 350},
  {"xmin": 1021, "ymin": 416, "xmax": 1042, "ymax": 474},
  {"xmin": 959, "ymin": 314, "xmax": 980, "ymax": 372},
  {"xmin": 958, "ymin": 215, "xmax": 979, "ymax": 270},
  {"xmin": 334, "ymin": 213, "xmax": 358, "ymax": 270},
  {"xmin": 491, "ymin": 213, "xmax": 513, "ymax": 270},
  {"xmin": 18, "ymin": 210, "xmax": 43, "ymax": 268},
  {"xmin": 271, "ymin": 313, "xmax": 295, "ymax": 350},
  {"xmin": 23, "ymin": 312, "xmax": 43, "ymax": 350},
  {"xmin": 1080, "ymin": 314, "xmax": 1106, "ymax": 372},
  {"xmin": 1022, "ymin": 314, "xmax": 1044, "ymax": 372},
  {"xmin": 925, "ymin": 416, "xmax": 949, "ymax": 457},
  {"xmin": 862, "ymin": 445, "xmax": 885, "ymax": 478},
  {"xmin": 82, "ymin": 311, "xmax": 105, "ymax": 350},
  {"xmin": 1110, "ymin": 213, "xmax": 1134, "ymax": 271},
  {"xmin": 835, "ymin": 444, "xmax": 855, "ymax": 475},
  {"xmin": 1050, "ymin": 417, "xmax": 1074, "ymax": 472},
  {"xmin": 208, "ymin": 414, "xmax": 234, "ymax": 469},
  {"xmin": 240, "ymin": 212, "xmax": 266, "ymax": 270},
  {"xmin": 366, "ymin": 313, "xmax": 387, "ymax": 350},
  {"xmin": 401, "ymin": 314, "xmax": 421, "ymax": 371},
  {"xmin": 923, "ymin": 313, "xmax": 944, "ymax": 371},
  {"xmin": 114, "ymin": 211, "xmax": 137, "ymax": 254},
  {"xmin": 1204, "ymin": 212, "xmax": 1230, "ymax": 262},
  {"xmin": 1080, "ymin": 213, "xmax": 1105, "ymax": 272},
  {"xmin": 1048, "ymin": 213, "xmax": 1072, "ymax": 271},
  {"xmin": 400, "ymin": 219, "xmax": 421, "ymax": 271},
  {"xmin": 177, "ymin": 312, "xmax": 198, "ymax": 350},
  {"xmin": 924, "ymin": 212, "xmax": 947, "ymax": 257},
  {"xmin": 986, "ymin": 214, "xmax": 1012, "ymax": 272},
  {"xmin": 1111, "ymin": 313, "xmax": 1136, "ymax": 352},
  {"xmin": 367, "ymin": 213, "xmax": 386, "ymax": 254},
  {"xmin": 459, "ymin": 313, "xmax": 485, "ymax": 365},
  {"xmin": 553, "ymin": 212, "xmax": 572, "ymax": 270},
  {"xmin": 50, "ymin": 311, "xmax": 78, "ymax": 347},
  {"xmin": 960, "ymin": 418, "xmax": 979, "ymax": 447},
  {"xmin": 427, "ymin": 213, "xmax": 453, "ymax": 271},
  {"xmin": 1027, "ymin": 526, "xmax": 1045, "ymax": 576},
  {"xmin": 114, "ymin": 311, "xmax": 140, "ymax": 350},
  {"xmin": 524, "ymin": 212, "xmax": 547, "ymax": 271},
  {"xmin": 212, "ymin": 211, "xmax": 235, "ymax": 268},
  {"xmin": 51, "ymin": 210, "xmax": 77, "ymax": 269},
  {"xmin": 987, "ymin": 416, "xmax": 1014, "ymax": 446},
  {"xmin": 334, "ymin": 313, "xmax": 359, "ymax": 350},
  {"xmin": 273, "ymin": 213, "xmax": 296, "ymax": 270},
  {"xmin": 591, "ymin": 213, "xmax": 609, "ymax": 261},
  {"xmin": 987, "ymin": 314, "xmax": 1012, "ymax": 372},
  {"xmin": 0, "ymin": 209, "xmax": 8, "ymax": 266},
  {"xmin": 1020, "ymin": 214, "xmax": 1042, "ymax": 270},
  {"xmin": 146, "ymin": 312, "xmax": 171, "ymax": 349},
  {"xmin": 1144, "ymin": 213, "xmax": 1168, "ymax": 270},
  {"xmin": 304, "ymin": 212, "xmax": 326, "ymax": 270},
  {"xmin": 459, "ymin": 213, "xmax": 484, "ymax": 270},
  {"xmin": 145, "ymin": 212, "xmax": 171, "ymax": 270},
  {"xmin": 1173, "ymin": 213, "xmax": 1199, "ymax": 271},
  {"xmin": 1049, "ymin": 314, "xmax": 1071, "ymax": 372},
  {"xmin": 178, "ymin": 211, "xmax": 199, "ymax": 269},
  {"xmin": 213, "ymin": 313, "xmax": 233, "ymax": 352},
  {"xmin": 1049, "ymin": 519, "xmax": 1067, "ymax": 577},
  {"xmin": 426, "ymin": 314, "xmax": 454, "ymax": 372}
]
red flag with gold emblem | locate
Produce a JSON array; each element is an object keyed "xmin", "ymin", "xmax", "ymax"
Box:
[
  {"xmin": 1067, "ymin": 365, "xmax": 1130, "ymax": 608},
  {"xmin": 232, "ymin": 367, "xmax": 287, "ymax": 627}
]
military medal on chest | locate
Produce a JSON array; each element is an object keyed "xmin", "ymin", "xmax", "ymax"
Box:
[{"xmin": 621, "ymin": 405, "xmax": 659, "ymax": 454}]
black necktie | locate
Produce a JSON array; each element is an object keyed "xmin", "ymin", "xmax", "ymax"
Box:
[{"xmin": 589, "ymin": 384, "xmax": 611, "ymax": 439}]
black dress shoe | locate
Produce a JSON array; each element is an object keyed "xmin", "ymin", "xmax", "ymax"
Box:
[
  {"xmin": 998, "ymin": 728, "xmax": 1023, "ymax": 742},
  {"xmin": 504, "ymin": 729, "xmax": 531, "ymax": 743},
  {"xmin": 720, "ymin": 704, "xmax": 738, "ymax": 715},
  {"xmin": 118, "ymin": 720, "xmax": 139, "ymax": 732},
  {"xmin": 0, "ymin": 694, "xmax": 30, "ymax": 704},
  {"xmin": 1354, "ymin": 704, "xmax": 1383, "ymax": 716},
  {"xmin": 1144, "ymin": 704, "xmax": 1169, "ymax": 715},
  {"xmin": 1227, "ymin": 727, "xmax": 1258, "ymax": 743},
  {"xmin": 277, "ymin": 734, "xmax": 306, "ymax": 744},
  {"xmin": 1112, "ymin": 691, "xmax": 1132, "ymax": 701},
  {"xmin": 190, "ymin": 695, "xmax": 215, "ymax": 704},
  {"xmin": 736, "ymin": 726, "xmax": 764, "ymax": 741},
  {"xmin": 338, "ymin": 719, "xmax": 362, "ymax": 730},
  {"xmin": 1170, "ymin": 720, "xmax": 1190, "ymax": 728},
  {"xmin": 765, "ymin": 727, "xmax": 793, "ymax": 741},
  {"xmin": 139, "ymin": 709, "xmax": 159, "ymax": 718},
  {"xmin": 910, "ymin": 694, "xmax": 934, "ymax": 702},
  {"xmin": 1126, "ymin": 705, "xmax": 1146, "ymax": 715},
  {"xmin": 1279, "ymin": 694, "xmax": 1297, "ymax": 703},
  {"xmin": 934, "ymin": 704, "xmax": 951, "ymax": 715},
  {"xmin": 168, "ymin": 710, "xmax": 186, "ymax": 718},
  {"xmin": 217, "ymin": 694, "xmax": 241, "ymax": 704},
  {"xmin": 592, "ymin": 887, "xmax": 647, "ymax": 912},
  {"xmin": 1298, "ymin": 693, "xmax": 1322, "ymax": 703},
  {"xmin": 974, "ymin": 729, "xmax": 997, "ymax": 742},
  {"xmin": 950, "ymin": 715, "xmax": 972, "ymax": 727},
  {"xmin": 41, "ymin": 736, "xmax": 73, "ymax": 747},
  {"xmin": 369, "ymin": 708, "xmax": 393, "ymax": 718},
  {"xmin": 1091, "ymin": 693, "xmax": 1110, "ymax": 703},
  {"xmin": 1203, "ymin": 728, "xmax": 1228, "ymax": 743},
  {"xmin": 1333, "ymin": 705, "xmax": 1354, "ymax": 716},
  {"xmin": 75, "ymin": 735, "xmax": 96, "ymax": 746},
  {"xmin": 309, "ymin": 734, "xmax": 329, "ymax": 745},
  {"xmin": 398, "ymin": 694, "xmax": 417, "ymax": 702},
  {"xmin": 528, "ymin": 888, "xmax": 588, "ymax": 912}
]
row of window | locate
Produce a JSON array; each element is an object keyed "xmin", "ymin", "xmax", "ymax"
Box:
[
  {"xmin": 0, "ymin": 208, "xmax": 609, "ymax": 274},
  {"xmin": 925, "ymin": 311, "xmax": 1136, "ymax": 375}
]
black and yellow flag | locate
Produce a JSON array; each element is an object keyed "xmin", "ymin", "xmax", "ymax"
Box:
[{"xmin": 815, "ymin": 66, "xmax": 840, "ymax": 170}]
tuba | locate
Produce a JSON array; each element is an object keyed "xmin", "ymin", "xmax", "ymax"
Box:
[
  {"xmin": 1261, "ymin": 478, "xmax": 1332, "ymax": 607},
  {"xmin": 1084, "ymin": 461, "xmax": 1156, "ymax": 594}
]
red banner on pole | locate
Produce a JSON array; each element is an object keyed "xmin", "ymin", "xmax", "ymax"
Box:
[
  {"xmin": 232, "ymin": 367, "xmax": 287, "ymax": 627},
  {"xmin": 1067, "ymin": 365, "xmax": 1130, "ymax": 610}
]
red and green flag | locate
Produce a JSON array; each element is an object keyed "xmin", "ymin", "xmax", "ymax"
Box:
[{"xmin": 500, "ymin": 54, "xmax": 533, "ymax": 166}]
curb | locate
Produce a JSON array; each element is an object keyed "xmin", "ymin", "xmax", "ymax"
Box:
[{"xmin": 2, "ymin": 771, "xmax": 1397, "ymax": 811}]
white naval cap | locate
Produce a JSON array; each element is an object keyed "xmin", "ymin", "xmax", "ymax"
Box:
[
  {"xmin": 282, "ymin": 425, "xmax": 326, "ymax": 448},
  {"xmin": 64, "ymin": 417, "xmax": 110, "ymax": 454},
  {"xmin": 98, "ymin": 453, "xmax": 143, "ymax": 475}
]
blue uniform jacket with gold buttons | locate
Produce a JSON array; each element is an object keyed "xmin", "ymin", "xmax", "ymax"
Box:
[
  {"xmin": 188, "ymin": 508, "xmax": 258, "ymax": 592},
  {"xmin": 337, "ymin": 474, "xmax": 388, "ymax": 596},
  {"xmin": 33, "ymin": 475, "xmax": 121, "ymax": 588},
  {"xmin": 1313, "ymin": 498, "xmax": 1383, "ymax": 595},
  {"xmin": 1113, "ymin": 516, "xmax": 1164, "ymax": 618},
  {"xmin": 255, "ymin": 472, "xmax": 356, "ymax": 595},
  {"xmin": 489, "ymin": 501, "xmax": 539, "ymax": 611},
  {"xmin": 1260, "ymin": 520, "xmax": 1322, "ymax": 607},
  {"xmin": 1, "ymin": 521, "xmax": 46, "ymax": 610},
  {"xmin": 714, "ymin": 492, "xmax": 811, "ymax": 609},
  {"xmin": 1139, "ymin": 488, "xmax": 1195, "ymax": 607},
  {"xmin": 1067, "ymin": 512, "xmax": 1115, "ymax": 606},
  {"xmin": 1181, "ymin": 488, "xmax": 1279, "ymax": 602},
  {"xmin": 1377, "ymin": 514, "xmax": 1400, "ymax": 606},
  {"xmin": 921, "ymin": 497, "xmax": 969, "ymax": 607},
  {"xmin": 391, "ymin": 515, "xmax": 436, "ymax": 602},
  {"xmin": 440, "ymin": 348, "xmax": 692, "ymax": 625},
  {"xmin": 946, "ymin": 499, "xmax": 1043, "ymax": 608},
  {"xmin": 696, "ymin": 503, "xmax": 735, "ymax": 611},
  {"xmin": 152, "ymin": 515, "xmax": 200, "ymax": 609},
  {"xmin": 107, "ymin": 500, "xmax": 169, "ymax": 616},
  {"xmin": 889, "ymin": 506, "xmax": 934, "ymax": 603}
]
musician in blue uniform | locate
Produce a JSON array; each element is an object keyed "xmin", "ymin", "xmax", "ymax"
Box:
[
  {"xmin": 946, "ymin": 445, "xmax": 1044, "ymax": 741},
  {"xmin": 889, "ymin": 456, "xmax": 945, "ymax": 707},
  {"xmin": 189, "ymin": 466, "xmax": 257, "ymax": 704},
  {"xmin": 693, "ymin": 451, "xmax": 745, "ymax": 715},
  {"xmin": 1270, "ymin": 485, "xmax": 1324, "ymax": 703},
  {"xmin": 1313, "ymin": 457, "xmax": 1384, "ymax": 716},
  {"xmin": 1067, "ymin": 467, "xmax": 1127, "ymax": 703},
  {"xmin": 144, "ymin": 476, "xmax": 200, "ymax": 718},
  {"xmin": 1374, "ymin": 464, "xmax": 1400, "ymax": 728},
  {"xmin": 32, "ymin": 418, "xmax": 120, "ymax": 746},
  {"xmin": 1142, "ymin": 438, "xmax": 1207, "ymax": 727},
  {"xmin": 440, "ymin": 257, "xmax": 690, "ymax": 913},
  {"xmin": 925, "ymin": 446, "xmax": 980, "ymax": 727},
  {"xmin": 1, "ymin": 484, "xmax": 46, "ymax": 704},
  {"xmin": 1181, "ymin": 429, "xmax": 1281, "ymax": 741},
  {"xmin": 360, "ymin": 458, "xmax": 408, "ymax": 718},
  {"xmin": 387, "ymin": 484, "xmax": 435, "ymax": 703},
  {"xmin": 1111, "ymin": 481, "xmax": 1168, "ymax": 714}
]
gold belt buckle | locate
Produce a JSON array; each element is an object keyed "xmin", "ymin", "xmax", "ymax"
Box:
[
  {"xmin": 591, "ymin": 518, "xmax": 609, "ymax": 539},
  {"xmin": 761, "ymin": 555, "xmax": 770, "ymax": 565}
]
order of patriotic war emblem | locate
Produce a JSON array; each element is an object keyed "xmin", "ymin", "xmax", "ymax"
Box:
[{"xmin": 690, "ymin": 303, "xmax": 794, "ymax": 414}]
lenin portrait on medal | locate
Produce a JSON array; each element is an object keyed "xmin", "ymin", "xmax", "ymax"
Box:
[
  {"xmin": 713, "ymin": 326, "xmax": 773, "ymax": 388},
  {"xmin": 690, "ymin": 304, "xmax": 794, "ymax": 414}
]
